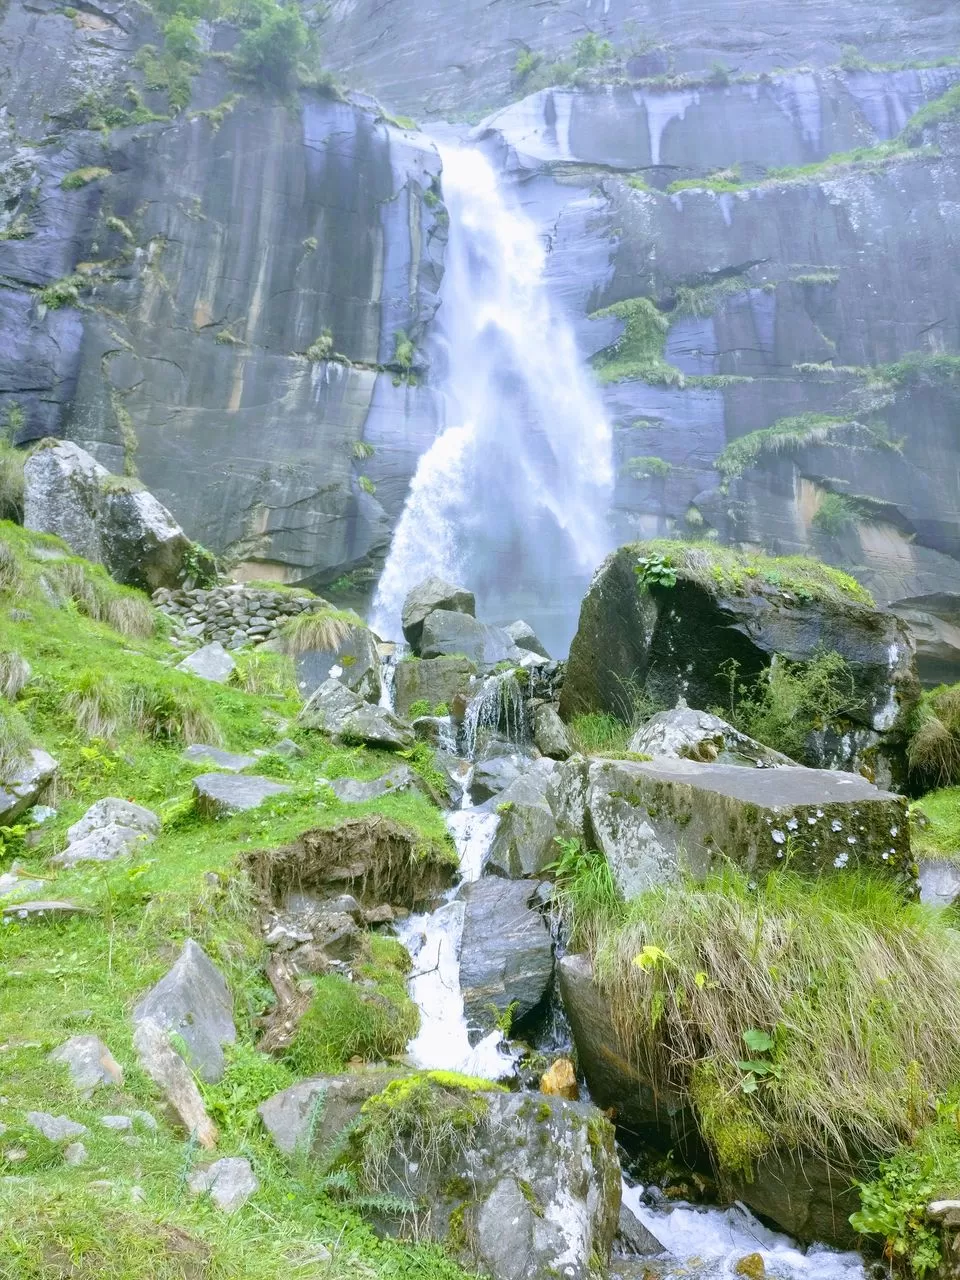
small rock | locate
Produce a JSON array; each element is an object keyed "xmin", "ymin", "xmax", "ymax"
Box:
[
  {"xmin": 617, "ymin": 1199, "xmax": 666, "ymax": 1257},
  {"xmin": 362, "ymin": 904, "xmax": 396, "ymax": 925},
  {"xmin": 272, "ymin": 738, "xmax": 304, "ymax": 758},
  {"xmin": 505, "ymin": 619, "xmax": 550, "ymax": 659},
  {"xmin": 540, "ymin": 1058, "xmax": 579, "ymax": 1101},
  {"xmin": 132, "ymin": 1110, "xmax": 158, "ymax": 1131},
  {"xmin": 322, "ymin": 765, "xmax": 419, "ymax": 804},
  {"xmin": 176, "ymin": 642, "xmax": 236, "ymax": 684},
  {"xmin": 533, "ymin": 704, "xmax": 571, "ymax": 760},
  {"xmin": 735, "ymin": 1254, "xmax": 766, "ymax": 1280},
  {"xmin": 0, "ymin": 749, "xmax": 58, "ymax": 825},
  {"xmin": 188, "ymin": 1156, "xmax": 259, "ymax": 1212},
  {"xmin": 0, "ymin": 866, "xmax": 44, "ymax": 900},
  {"xmin": 25, "ymin": 1111, "xmax": 88, "ymax": 1142},
  {"xmin": 2, "ymin": 900, "xmax": 91, "ymax": 924},
  {"xmin": 182, "ymin": 745, "xmax": 257, "ymax": 772},
  {"xmin": 49, "ymin": 1035, "xmax": 123, "ymax": 1097},
  {"xmin": 193, "ymin": 773, "xmax": 291, "ymax": 817},
  {"xmin": 52, "ymin": 822, "xmax": 152, "ymax": 868},
  {"xmin": 64, "ymin": 1141, "xmax": 88, "ymax": 1166},
  {"xmin": 100, "ymin": 1115, "xmax": 133, "ymax": 1132},
  {"xmin": 67, "ymin": 798, "xmax": 159, "ymax": 844},
  {"xmin": 132, "ymin": 1018, "xmax": 217, "ymax": 1148}
]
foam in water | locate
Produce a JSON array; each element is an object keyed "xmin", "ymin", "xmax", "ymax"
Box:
[
  {"xmin": 394, "ymin": 808, "xmax": 517, "ymax": 1079},
  {"xmin": 619, "ymin": 1181, "xmax": 866, "ymax": 1280},
  {"xmin": 370, "ymin": 144, "xmax": 614, "ymax": 655}
]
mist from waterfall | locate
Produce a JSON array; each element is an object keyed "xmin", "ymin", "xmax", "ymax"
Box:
[{"xmin": 370, "ymin": 144, "xmax": 614, "ymax": 655}]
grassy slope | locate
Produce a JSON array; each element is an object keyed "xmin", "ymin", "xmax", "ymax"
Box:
[{"xmin": 0, "ymin": 521, "xmax": 466, "ymax": 1280}]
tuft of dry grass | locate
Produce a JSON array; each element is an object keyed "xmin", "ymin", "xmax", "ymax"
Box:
[
  {"xmin": 0, "ymin": 540, "xmax": 22, "ymax": 594},
  {"xmin": 0, "ymin": 702, "xmax": 32, "ymax": 771},
  {"xmin": 589, "ymin": 867, "xmax": 960, "ymax": 1175},
  {"xmin": 230, "ymin": 648, "xmax": 298, "ymax": 698},
  {"xmin": 909, "ymin": 685, "xmax": 960, "ymax": 788},
  {"xmin": 278, "ymin": 608, "xmax": 361, "ymax": 657},
  {"xmin": 0, "ymin": 651, "xmax": 30, "ymax": 702},
  {"xmin": 63, "ymin": 670, "xmax": 123, "ymax": 741},
  {"xmin": 48, "ymin": 561, "xmax": 155, "ymax": 638},
  {"xmin": 0, "ymin": 439, "xmax": 25, "ymax": 524},
  {"xmin": 126, "ymin": 679, "xmax": 223, "ymax": 746}
]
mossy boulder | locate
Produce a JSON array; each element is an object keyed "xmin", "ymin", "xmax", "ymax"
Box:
[
  {"xmin": 560, "ymin": 542, "xmax": 919, "ymax": 775},
  {"xmin": 394, "ymin": 655, "xmax": 477, "ymax": 719},
  {"xmin": 327, "ymin": 1072, "xmax": 622, "ymax": 1280},
  {"xmin": 552, "ymin": 755, "xmax": 912, "ymax": 898}
]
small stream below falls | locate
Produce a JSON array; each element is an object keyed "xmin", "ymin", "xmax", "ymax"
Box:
[{"xmin": 387, "ymin": 701, "xmax": 869, "ymax": 1280}]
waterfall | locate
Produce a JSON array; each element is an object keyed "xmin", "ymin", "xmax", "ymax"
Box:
[
  {"xmin": 370, "ymin": 144, "xmax": 614, "ymax": 656},
  {"xmin": 462, "ymin": 669, "xmax": 528, "ymax": 758}
]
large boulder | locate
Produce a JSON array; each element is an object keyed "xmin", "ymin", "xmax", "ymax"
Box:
[
  {"xmin": 486, "ymin": 769, "xmax": 559, "ymax": 878},
  {"xmin": 419, "ymin": 610, "xmax": 522, "ymax": 666},
  {"xmin": 505, "ymin": 620, "xmax": 550, "ymax": 659},
  {"xmin": 308, "ymin": 1073, "xmax": 621, "ymax": 1280},
  {"xmin": 533, "ymin": 703, "xmax": 571, "ymax": 760},
  {"xmin": 560, "ymin": 543, "xmax": 919, "ymax": 774},
  {"xmin": 258, "ymin": 1068, "xmax": 402, "ymax": 1157},
  {"xmin": 401, "ymin": 576, "xmax": 476, "ymax": 650},
  {"xmin": 0, "ymin": 748, "xmax": 57, "ymax": 824},
  {"xmin": 293, "ymin": 622, "xmax": 381, "ymax": 702},
  {"xmin": 393, "ymin": 655, "xmax": 477, "ymax": 718},
  {"xmin": 298, "ymin": 678, "xmax": 414, "ymax": 749},
  {"xmin": 132, "ymin": 939, "xmax": 236, "ymax": 1083},
  {"xmin": 552, "ymin": 756, "xmax": 911, "ymax": 899},
  {"xmin": 23, "ymin": 440, "xmax": 208, "ymax": 592},
  {"xmin": 193, "ymin": 773, "xmax": 291, "ymax": 816},
  {"xmin": 627, "ymin": 702, "xmax": 795, "ymax": 766},
  {"xmin": 459, "ymin": 877, "xmax": 554, "ymax": 1033},
  {"xmin": 176, "ymin": 642, "xmax": 235, "ymax": 684}
]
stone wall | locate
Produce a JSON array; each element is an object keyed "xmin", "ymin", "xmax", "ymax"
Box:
[{"xmin": 152, "ymin": 585, "xmax": 326, "ymax": 648}]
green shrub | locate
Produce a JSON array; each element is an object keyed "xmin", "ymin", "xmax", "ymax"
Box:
[
  {"xmin": 235, "ymin": 6, "xmax": 309, "ymax": 89},
  {"xmin": 513, "ymin": 48, "xmax": 543, "ymax": 81},
  {"xmin": 305, "ymin": 329, "xmax": 333, "ymax": 361},
  {"xmin": 590, "ymin": 296, "xmax": 681, "ymax": 386},
  {"xmin": 286, "ymin": 936, "xmax": 418, "ymax": 1074},
  {"xmin": 407, "ymin": 699, "xmax": 432, "ymax": 718},
  {"xmin": 572, "ymin": 33, "xmax": 613, "ymax": 69},
  {"xmin": 0, "ymin": 439, "xmax": 24, "ymax": 523},
  {"xmin": 568, "ymin": 712, "xmax": 633, "ymax": 757},
  {"xmin": 39, "ymin": 275, "xmax": 87, "ymax": 310},
  {"xmin": 60, "ymin": 167, "xmax": 110, "ymax": 191},
  {"xmin": 812, "ymin": 491, "xmax": 859, "ymax": 536},
  {"xmin": 162, "ymin": 12, "xmax": 199, "ymax": 59},
  {"xmin": 624, "ymin": 455, "xmax": 671, "ymax": 480}
]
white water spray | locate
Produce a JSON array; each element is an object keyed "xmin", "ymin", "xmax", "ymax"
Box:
[{"xmin": 370, "ymin": 144, "xmax": 614, "ymax": 655}]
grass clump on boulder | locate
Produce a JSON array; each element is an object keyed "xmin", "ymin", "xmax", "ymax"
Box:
[
  {"xmin": 582, "ymin": 865, "xmax": 960, "ymax": 1179},
  {"xmin": 286, "ymin": 935, "xmax": 419, "ymax": 1076},
  {"xmin": 278, "ymin": 607, "xmax": 363, "ymax": 656}
]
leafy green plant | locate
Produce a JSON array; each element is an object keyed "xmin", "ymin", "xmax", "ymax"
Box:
[
  {"xmin": 407, "ymin": 699, "xmax": 432, "ymax": 718},
  {"xmin": 546, "ymin": 836, "xmax": 622, "ymax": 951},
  {"xmin": 513, "ymin": 48, "xmax": 543, "ymax": 81},
  {"xmin": 39, "ymin": 275, "xmax": 87, "ymax": 310},
  {"xmin": 812, "ymin": 491, "xmax": 859, "ymax": 536},
  {"xmin": 624, "ymin": 455, "xmax": 671, "ymax": 480},
  {"xmin": 305, "ymin": 329, "xmax": 334, "ymax": 361},
  {"xmin": 234, "ymin": 5, "xmax": 309, "ymax": 89},
  {"xmin": 60, "ymin": 167, "xmax": 111, "ymax": 191},
  {"xmin": 590, "ymin": 296, "xmax": 681, "ymax": 386},
  {"xmin": 230, "ymin": 648, "xmax": 297, "ymax": 698},
  {"xmin": 635, "ymin": 552, "xmax": 677, "ymax": 589}
]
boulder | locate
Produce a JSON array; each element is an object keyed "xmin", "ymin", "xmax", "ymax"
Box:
[
  {"xmin": 25, "ymin": 1111, "xmax": 87, "ymax": 1142},
  {"xmin": 627, "ymin": 703, "xmax": 795, "ymax": 766},
  {"xmin": 560, "ymin": 543, "xmax": 919, "ymax": 773},
  {"xmin": 193, "ymin": 773, "xmax": 291, "ymax": 817},
  {"xmin": 189, "ymin": 1157, "xmax": 258, "ymax": 1212},
  {"xmin": 182, "ymin": 745, "xmax": 256, "ymax": 772},
  {"xmin": 401, "ymin": 576, "xmax": 476, "ymax": 650},
  {"xmin": 552, "ymin": 756, "xmax": 911, "ymax": 899},
  {"xmin": 23, "ymin": 440, "xmax": 205, "ymax": 593},
  {"xmin": 505, "ymin": 619, "xmax": 550, "ymax": 659},
  {"xmin": 321, "ymin": 765, "xmax": 419, "ymax": 804},
  {"xmin": 533, "ymin": 704, "xmax": 571, "ymax": 760},
  {"xmin": 486, "ymin": 769, "xmax": 559, "ymax": 878},
  {"xmin": 132, "ymin": 938, "xmax": 236, "ymax": 1083},
  {"xmin": 49, "ymin": 1035, "xmax": 123, "ymax": 1097},
  {"xmin": 471, "ymin": 751, "xmax": 549, "ymax": 803},
  {"xmin": 420, "ymin": 610, "xmax": 523, "ymax": 667},
  {"xmin": 617, "ymin": 1199, "xmax": 667, "ymax": 1257},
  {"xmin": 328, "ymin": 1076, "xmax": 621, "ymax": 1280},
  {"xmin": 176, "ymin": 641, "xmax": 235, "ymax": 684},
  {"xmin": 258, "ymin": 1068, "xmax": 401, "ymax": 1158},
  {"xmin": 558, "ymin": 954, "xmax": 687, "ymax": 1136},
  {"xmin": 51, "ymin": 822, "xmax": 153, "ymax": 867},
  {"xmin": 67, "ymin": 798, "xmax": 159, "ymax": 843},
  {"xmin": 393, "ymin": 655, "xmax": 477, "ymax": 719},
  {"xmin": 294, "ymin": 623, "xmax": 381, "ymax": 702},
  {"xmin": 132, "ymin": 1017, "xmax": 217, "ymax": 1148},
  {"xmin": 412, "ymin": 715, "xmax": 457, "ymax": 751},
  {"xmin": 298, "ymin": 678, "xmax": 414, "ymax": 749},
  {"xmin": 0, "ymin": 748, "xmax": 57, "ymax": 824},
  {"xmin": 459, "ymin": 877, "xmax": 554, "ymax": 1033}
]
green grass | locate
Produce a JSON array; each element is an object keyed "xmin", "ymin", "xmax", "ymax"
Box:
[
  {"xmin": 590, "ymin": 297, "xmax": 682, "ymax": 387},
  {"xmin": 901, "ymin": 82, "xmax": 960, "ymax": 145},
  {"xmin": 911, "ymin": 787, "xmax": 960, "ymax": 861},
  {"xmin": 907, "ymin": 685, "xmax": 960, "ymax": 790},
  {"xmin": 0, "ymin": 439, "xmax": 24, "ymax": 523},
  {"xmin": 564, "ymin": 862, "xmax": 960, "ymax": 1179},
  {"xmin": 567, "ymin": 712, "xmax": 634, "ymax": 757},
  {"xmin": 0, "ymin": 519, "xmax": 474, "ymax": 1278},
  {"xmin": 623, "ymin": 455, "xmax": 672, "ymax": 480},
  {"xmin": 715, "ymin": 414, "xmax": 860, "ymax": 482},
  {"xmin": 277, "ymin": 607, "xmax": 364, "ymax": 657},
  {"xmin": 629, "ymin": 538, "xmax": 874, "ymax": 608},
  {"xmin": 812, "ymin": 491, "xmax": 860, "ymax": 536},
  {"xmin": 60, "ymin": 166, "xmax": 111, "ymax": 190}
]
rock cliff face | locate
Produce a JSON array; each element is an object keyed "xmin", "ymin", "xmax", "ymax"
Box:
[{"xmin": 4, "ymin": 0, "xmax": 960, "ymax": 660}]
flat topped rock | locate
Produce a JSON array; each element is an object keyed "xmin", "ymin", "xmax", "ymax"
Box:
[
  {"xmin": 183, "ymin": 744, "xmax": 257, "ymax": 773},
  {"xmin": 1, "ymin": 899, "xmax": 91, "ymax": 922},
  {"xmin": 177, "ymin": 642, "xmax": 235, "ymax": 684},
  {"xmin": 552, "ymin": 756, "xmax": 911, "ymax": 901},
  {"xmin": 193, "ymin": 773, "xmax": 290, "ymax": 817},
  {"xmin": 459, "ymin": 877, "xmax": 554, "ymax": 1032},
  {"xmin": 52, "ymin": 822, "xmax": 153, "ymax": 868},
  {"xmin": 627, "ymin": 705, "xmax": 794, "ymax": 767}
]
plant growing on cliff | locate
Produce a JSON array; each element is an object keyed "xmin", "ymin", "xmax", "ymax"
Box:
[
  {"xmin": 590, "ymin": 296, "xmax": 682, "ymax": 386},
  {"xmin": 0, "ymin": 439, "xmax": 25, "ymax": 524},
  {"xmin": 235, "ymin": 5, "xmax": 309, "ymax": 90},
  {"xmin": 715, "ymin": 414, "xmax": 858, "ymax": 483},
  {"xmin": 812, "ymin": 491, "xmax": 859, "ymax": 536}
]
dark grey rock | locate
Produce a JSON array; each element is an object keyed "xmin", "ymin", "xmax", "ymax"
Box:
[
  {"xmin": 193, "ymin": 773, "xmax": 291, "ymax": 817},
  {"xmin": 294, "ymin": 623, "xmax": 381, "ymax": 702},
  {"xmin": 459, "ymin": 877, "xmax": 554, "ymax": 1032},
  {"xmin": 49, "ymin": 1035, "xmax": 123, "ymax": 1097},
  {"xmin": 533, "ymin": 704, "xmax": 571, "ymax": 760},
  {"xmin": 258, "ymin": 1069, "xmax": 402, "ymax": 1158},
  {"xmin": 486, "ymin": 770, "xmax": 559, "ymax": 878},
  {"xmin": 617, "ymin": 1197, "xmax": 670, "ymax": 1257},
  {"xmin": 182, "ymin": 744, "xmax": 257, "ymax": 772},
  {"xmin": 132, "ymin": 938, "xmax": 236, "ymax": 1083},
  {"xmin": 505, "ymin": 620, "xmax": 550, "ymax": 658},
  {"xmin": 471, "ymin": 753, "xmax": 553, "ymax": 804},
  {"xmin": 321, "ymin": 765, "xmax": 419, "ymax": 804},
  {"xmin": 177, "ymin": 642, "xmax": 236, "ymax": 684},
  {"xmin": 402, "ymin": 576, "xmax": 476, "ymax": 650},
  {"xmin": 393, "ymin": 655, "xmax": 477, "ymax": 719},
  {"xmin": 100, "ymin": 1114, "xmax": 133, "ymax": 1132},
  {"xmin": 0, "ymin": 749, "xmax": 57, "ymax": 825},
  {"xmin": 419, "ymin": 610, "xmax": 522, "ymax": 667},
  {"xmin": 271, "ymin": 738, "xmax": 305, "ymax": 758}
]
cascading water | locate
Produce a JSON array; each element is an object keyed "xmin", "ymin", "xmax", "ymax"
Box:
[
  {"xmin": 370, "ymin": 144, "xmax": 614, "ymax": 656},
  {"xmin": 461, "ymin": 668, "xmax": 528, "ymax": 757}
]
